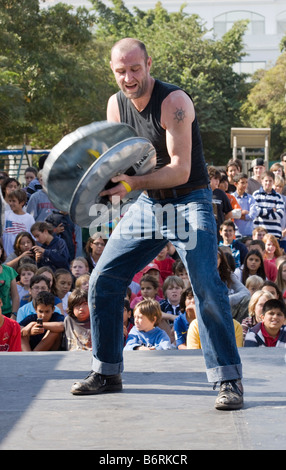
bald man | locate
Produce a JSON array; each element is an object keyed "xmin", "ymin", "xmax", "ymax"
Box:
[{"xmin": 71, "ymin": 38, "xmax": 243, "ymax": 411}]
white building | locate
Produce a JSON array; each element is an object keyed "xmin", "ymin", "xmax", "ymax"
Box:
[{"xmin": 40, "ymin": 0, "xmax": 286, "ymax": 73}]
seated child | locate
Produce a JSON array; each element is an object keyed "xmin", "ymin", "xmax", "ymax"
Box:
[
  {"xmin": 217, "ymin": 247, "xmax": 250, "ymax": 323},
  {"xmin": 75, "ymin": 273, "xmax": 90, "ymax": 293},
  {"xmin": 123, "ymin": 298, "xmax": 133, "ymax": 345},
  {"xmin": 141, "ymin": 263, "xmax": 163, "ymax": 297},
  {"xmin": 132, "ymin": 262, "xmax": 162, "ymax": 296},
  {"xmin": 245, "ymin": 275, "xmax": 264, "ymax": 295},
  {"xmin": 30, "ymin": 221, "xmax": 70, "ymax": 271},
  {"xmin": 244, "ymin": 299, "xmax": 286, "ymax": 347},
  {"xmin": 153, "ymin": 245, "xmax": 175, "ymax": 281},
  {"xmin": 16, "ymin": 263, "xmax": 37, "ymax": 302},
  {"xmin": 219, "ymin": 220, "xmax": 248, "ymax": 268},
  {"xmin": 160, "ymin": 275, "xmax": 185, "ymax": 323},
  {"xmin": 4, "ymin": 230, "xmax": 36, "ymax": 271},
  {"xmin": 64, "ymin": 288, "xmax": 91, "ymax": 351},
  {"xmin": 186, "ymin": 301, "xmax": 243, "ymax": 349},
  {"xmin": 234, "ymin": 249, "xmax": 266, "ymax": 285},
  {"xmin": 261, "ymin": 280, "xmax": 284, "ymax": 302},
  {"xmin": 20, "ymin": 291, "xmax": 64, "ymax": 351},
  {"xmin": 0, "ymin": 298, "xmax": 21, "ymax": 351},
  {"xmin": 174, "ymin": 287, "xmax": 196, "ymax": 349},
  {"xmin": 172, "ymin": 259, "xmax": 191, "ymax": 288},
  {"xmin": 130, "ymin": 274, "xmax": 163, "ymax": 309},
  {"xmin": 16, "ymin": 274, "xmax": 62, "ymax": 323},
  {"xmin": 54, "ymin": 269, "xmax": 73, "ymax": 315},
  {"xmin": 70, "ymin": 257, "xmax": 90, "ymax": 279},
  {"xmin": 35, "ymin": 266, "xmax": 64, "ymax": 314},
  {"xmin": 0, "ymin": 238, "xmax": 19, "ymax": 320},
  {"xmin": 160, "ymin": 275, "xmax": 189, "ymax": 344},
  {"xmin": 124, "ymin": 299, "xmax": 172, "ymax": 350},
  {"xmin": 241, "ymin": 289, "xmax": 274, "ymax": 340},
  {"xmin": 3, "ymin": 188, "xmax": 35, "ymax": 257}
]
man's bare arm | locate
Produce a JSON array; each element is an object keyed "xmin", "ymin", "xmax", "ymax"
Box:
[
  {"xmin": 107, "ymin": 94, "xmax": 121, "ymax": 123},
  {"xmin": 103, "ymin": 90, "xmax": 194, "ymax": 199}
]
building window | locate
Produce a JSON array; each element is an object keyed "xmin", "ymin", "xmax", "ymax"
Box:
[
  {"xmin": 277, "ymin": 10, "xmax": 286, "ymax": 34},
  {"xmin": 214, "ymin": 11, "xmax": 265, "ymax": 37},
  {"xmin": 233, "ymin": 61, "xmax": 266, "ymax": 77}
]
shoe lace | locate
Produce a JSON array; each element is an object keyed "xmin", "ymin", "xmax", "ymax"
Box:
[
  {"xmin": 84, "ymin": 371, "xmax": 96, "ymax": 380},
  {"xmin": 213, "ymin": 380, "xmax": 243, "ymax": 396}
]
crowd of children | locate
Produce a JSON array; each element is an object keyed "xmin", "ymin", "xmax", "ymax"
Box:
[{"xmin": 1, "ymin": 156, "xmax": 286, "ymax": 352}]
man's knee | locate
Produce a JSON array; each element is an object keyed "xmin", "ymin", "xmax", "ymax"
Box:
[{"xmin": 92, "ymin": 270, "xmax": 129, "ymax": 296}]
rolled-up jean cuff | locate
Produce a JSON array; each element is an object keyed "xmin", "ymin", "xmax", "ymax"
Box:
[
  {"xmin": 206, "ymin": 363, "xmax": 243, "ymax": 383},
  {"xmin": 92, "ymin": 356, "xmax": 123, "ymax": 375}
]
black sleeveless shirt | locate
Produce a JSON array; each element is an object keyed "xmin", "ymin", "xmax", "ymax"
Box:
[{"xmin": 116, "ymin": 79, "xmax": 209, "ymax": 190}]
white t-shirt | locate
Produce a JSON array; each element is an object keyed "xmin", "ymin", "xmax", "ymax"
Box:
[{"xmin": 3, "ymin": 210, "xmax": 35, "ymax": 256}]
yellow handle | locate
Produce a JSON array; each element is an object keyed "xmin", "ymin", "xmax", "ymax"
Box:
[
  {"xmin": 87, "ymin": 149, "xmax": 100, "ymax": 159},
  {"xmin": 120, "ymin": 181, "xmax": 132, "ymax": 193}
]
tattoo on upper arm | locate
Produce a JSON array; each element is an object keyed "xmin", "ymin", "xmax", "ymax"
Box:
[{"xmin": 173, "ymin": 107, "xmax": 186, "ymax": 123}]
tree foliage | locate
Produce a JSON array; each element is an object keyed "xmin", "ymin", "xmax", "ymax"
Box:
[
  {"xmin": 90, "ymin": 0, "xmax": 249, "ymax": 163},
  {"xmin": 1, "ymin": 0, "xmax": 251, "ymax": 164},
  {"xmin": 0, "ymin": 0, "xmax": 113, "ymax": 148},
  {"xmin": 241, "ymin": 47, "xmax": 286, "ymax": 159}
]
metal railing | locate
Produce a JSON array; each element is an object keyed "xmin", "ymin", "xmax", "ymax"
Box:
[{"xmin": 0, "ymin": 146, "xmax": 49, "ymax": 183}]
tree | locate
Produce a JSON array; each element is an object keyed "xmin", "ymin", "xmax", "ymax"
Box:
[
  {"xmin": 1, "ymin": 0, "xmax": 249, "ymax": 163},
  {"xmin": 91, "ymin": 0, "xmax": 249, "ymax": 164},
  {"xmin": 0, "ymin": 1, "xmax": 33, "ymax": 143},
  {"xmin": 240, "ymin": 44, "xmax": 286, "ymax": 160},
  {"xmin": 0, "ymin": 0, "xmax": 113, "ymax": 148}
]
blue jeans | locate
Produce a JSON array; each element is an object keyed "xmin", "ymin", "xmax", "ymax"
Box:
[{"xmin": 88, "ymin": 188, "xmax": 242, "ymax": 383}]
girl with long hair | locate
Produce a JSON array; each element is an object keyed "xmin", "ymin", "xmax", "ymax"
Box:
[
  {"xmin": 263, "ymin": 233, "xmax": 282, "ymax": 263},
  {"xmin": 240, "ymin": 249, "xmax": 266, "ymax": 285}
]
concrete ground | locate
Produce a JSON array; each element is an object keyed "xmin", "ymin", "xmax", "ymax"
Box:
[{"xmin": 1, "ymin": 348, "xmax": 286, "ymax": 451}]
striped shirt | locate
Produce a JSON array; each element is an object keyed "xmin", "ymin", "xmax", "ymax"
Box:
[{"xmin": 253, "ymin": 187, "xmax": 284, "ymax": 238}]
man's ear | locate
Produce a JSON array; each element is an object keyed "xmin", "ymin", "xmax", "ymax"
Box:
[{"xmin": 147, "ymin": 56, "xmax": 152, "ymax": 71}]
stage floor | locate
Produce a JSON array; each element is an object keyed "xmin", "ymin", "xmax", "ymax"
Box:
[{"xmin": 1, "ymin": 348, "xmax": 286, "ymax": 450}]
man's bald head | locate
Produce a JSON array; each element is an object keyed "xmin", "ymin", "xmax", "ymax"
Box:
[{"xmin": 111, "ymin": 38, "xmax": 149, "ymax": 64}]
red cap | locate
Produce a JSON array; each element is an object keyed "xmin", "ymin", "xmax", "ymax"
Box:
[{"xmin": 142, "ymin": 263, "xmax": 160, "ymax": 274}]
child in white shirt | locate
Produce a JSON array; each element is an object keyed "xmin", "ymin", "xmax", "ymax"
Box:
[{"xmin": 3, "ymin": 189, "xmax": 35, "ymax": 257}]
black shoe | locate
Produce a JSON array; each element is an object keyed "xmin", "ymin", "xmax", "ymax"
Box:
[
  {"xmin": 214, "ymin": 379, "xmax": 243, "ymax": 410},
  {"xmin": 70, "ymin": 371, "xmax": 122, "ymax": 395}
]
